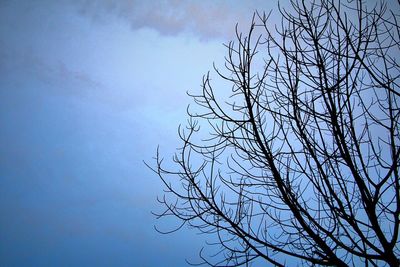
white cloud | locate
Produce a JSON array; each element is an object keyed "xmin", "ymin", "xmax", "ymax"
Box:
[{"xmin": 75, "ymin": 0, "xmax": 273, "ymax": 40}]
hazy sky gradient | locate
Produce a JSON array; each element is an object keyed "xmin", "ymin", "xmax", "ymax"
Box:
[
  {"xmin": 2, "ymin": 0, "xmax": 395, "ymax": 266},
  {"xmin": 0, "ymin": 1, "xmax": 279, "ymax": 266}
]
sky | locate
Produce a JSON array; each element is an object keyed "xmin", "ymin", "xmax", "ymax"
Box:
[
  {"xmin": 1, "ymin": 0, "xmax": 397, "ymax": 266},
  {"xmin": 0, "ymin": 1, "xmax": 279, "ymax": 266}
]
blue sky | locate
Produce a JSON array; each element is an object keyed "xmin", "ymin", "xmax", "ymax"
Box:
[{"xmin": 0, "ymin": 1, "xmax": 278, "ymax": 266}]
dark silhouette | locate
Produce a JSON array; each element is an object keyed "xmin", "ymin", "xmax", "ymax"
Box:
[{"xmin": 148, "ymin": 0, "xmax": 400, "ymax": 265}]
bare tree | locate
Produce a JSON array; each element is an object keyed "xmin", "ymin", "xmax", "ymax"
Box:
[{"xmin": 148, "ymin": 0, "xmax": 400, "ymax": 266}]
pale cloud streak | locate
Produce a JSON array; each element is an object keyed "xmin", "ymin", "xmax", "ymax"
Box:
[{"xmin": 75, "ymin": 0, "xmax": 271, "ymax": 40}]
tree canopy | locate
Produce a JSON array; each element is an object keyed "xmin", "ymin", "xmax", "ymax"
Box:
[{"xmin": 149, "ymin": 0, "xmax": 400, "ymax": 265}]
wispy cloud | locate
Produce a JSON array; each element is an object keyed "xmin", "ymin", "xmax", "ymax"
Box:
[{"xmin": 75, "ymin": 0, "xmax": 269, "ymax": 40}]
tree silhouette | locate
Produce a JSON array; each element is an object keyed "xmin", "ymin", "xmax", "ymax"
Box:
[{"xmin": 148, "ymin": 0, "xmax": 400, "ymax": 265}]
